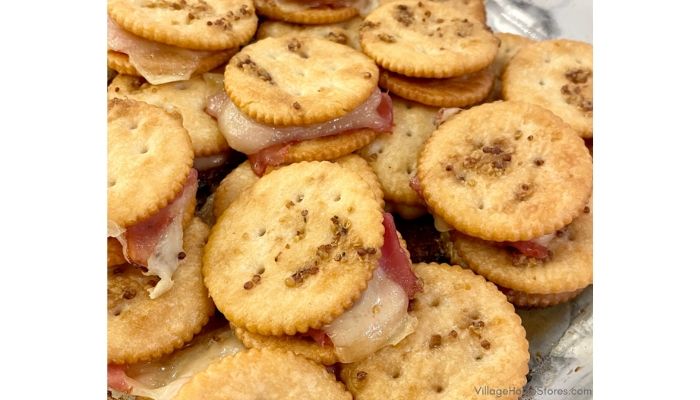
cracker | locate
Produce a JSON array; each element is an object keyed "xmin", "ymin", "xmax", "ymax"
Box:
[
  {"xmin": 341, "ymin": 263, "xmax": 529, "ymax": 399},
  {"xmin": 380, "ymin": 0, "xmax": 486, "ymax": 23},
  {"xmin": 360, "ymin": 1, "xmax": 499, "ymax": 78},
  {"xmin": 224, "ymin": 36, "xmax": 378, "ymax": 126},
  {"xmin": 282, "ymin": 129, "xmax": 378, "ymax": 166},
  {"xmin": 417, "ymin": 101, "xmax": 592, "ymax": 241},
  {"xmin": 256, "ymin": 17, "xmax": 364, "ymax": 50},
  {"xmin": 108, "ymin": 98, "xmax": 194, "ymax": 228},
  {"xmin": 235, "ymin": 326, "xmax": 339, "ymax": 365},
  {"xmin": 358, "ymin": 96, "xmax": 437, "ymax": 205},
  {"xmin": 203, "ymin": 161, "xmax": 385, "ymax": 335},
  {"xmin": 108, "ymin": 0, "xmax": 257, "ymax": 50},
  {"xmin": 380, "ymin": 67, "xmax": 493, "ymax": 107},
  {"xmin": 108, "ymin": 237, "xmax": 127, "ymax": 267},
  {"xmin": 174, "ymin": 348, "xmax": 352, "ymax": 400},
  {"xmin": 451, "ymin": 203, "xmax": 592, "ymax": 296},
  {"xmin": 213, "ymin": 155, "xmax": 383, "ymax": 220},
  {"xmin": 488, "ymin": 33, "xmax": 535, "ymax": 100},
  {"xmin": 108, "ymin": 74, "xmax": 230, "ymax": 157},
  {"xmin": 501, "ymin": 287, "xmax": 586, "ymax": 308},
  {"xmin": 386, "ymin": 201, "xmax": 427, "ymax": 219},
  {"xmin": 254, "ymin": 0, "xmax": 358, "ymax": 24},
  {"xmin": 107, "ymin": 49, "xmax": 236, "ymax": 81},
  {"xmin": 108, "ymin": 219, "xmax": 215, "ymax": 364},
  {"xmin": 503, "ymin": 39, "xmax": 593, "ymax": 138}
]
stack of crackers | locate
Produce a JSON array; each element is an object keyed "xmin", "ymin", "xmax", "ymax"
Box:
[{"xmin": 107, "ymin": 0, "xmax": 593, "ymax": 398}]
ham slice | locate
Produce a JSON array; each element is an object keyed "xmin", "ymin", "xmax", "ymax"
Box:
[
  {"xmin": 115, "ymin": 169, "xmax": 198, "ymax": 298},
  {"xmin": 108, "ymin": 364, "xmax": 132, "ymax": 394},
  {"xmin": 379, "ymin": 213, "xmax": 422, "ymax": 298},
  {"xmin": 509, "ymin": 240, "xmax": 549, "ymax": 260},
  {"xmin": 108, "ymin": 18, "xmax": 220, "ymax": 85},
  {"xmin": 206, "ymin": 88, "xmax": 393, "ymax": 156}
]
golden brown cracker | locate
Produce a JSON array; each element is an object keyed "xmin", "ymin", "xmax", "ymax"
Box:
[
  {"xmin": 451, "ymin": 203, "xmax": 592, "ymax": 296},
  {"xmin": 341, "ymin": 263, "xmax": 529, "ymax": 400},
  {"xmin": 224, "ymin": 36, "xmax": 378, "ymax": 126},
  {"xmin": 174, "ymin": 348, "xmax": 352, "ymax": 399},
  {"xmin": 256, "ymin": 17, "xmax": 364, "ymax": 50},
  {"xmin": 108, "ymin": 98, "xmax": 194, "ymax": 228},
  {"xmin": 108, "ymin": 237, "xmax": 127, "ymax": 267},
  {"xmin": 235, "ymin": 326, "xmax": 339, "ymax": 365},
  {"xmin": 108, "ymin": 219, "xmax": 215, "ymax": 364},
  {"xmin": 380, "ymin": 0, "xmax": 486, "ymax": 23},
  {"xmin": 488, "ymin": 33, "xmax": 535, "ymax": 100},
  {"xmin": 254, "ymin": 0, "xmax": 359, "ymax": 24},
  {"xmin": 203, "ymin": 161, "xmax": 385, "ymax": 336},
  {"xmin": 335, "ymin": 154, "xmax": 385, "ymax": 209},
  {"xmin": 417, "ymin": 101, "xmax": 592, "ymax": 241},
  {"xmin": 358, "ymin": 96, "xmax": 437, "ymax": 205},
  {"xmin": 501, "ymin": 287, "xmax": 586, "ymax": 308},
  {"xmin": 380, "ymin": 67, "xmax": 493, "ymax": 107},
  {"xmin": 108, "ymin": 0, "xmax": 257, "ymax": 50},
  {"xmin": 108, "ymin": 74, "xmax": 230, "ymax": 157},
  {"xmin": 360, "ymin": 1, "xmax": 499, "ymax": 78},
  {"xmin": 282, "ymin": 129, "xmax": 378, "ymax": 166},
  {"xmin": 503, "ymin": 39, "xmax": 593, "ymax": 138}
]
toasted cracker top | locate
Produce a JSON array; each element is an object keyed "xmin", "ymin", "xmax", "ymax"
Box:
[
  {"xmin": 254, "ymin": 0, "xmax": 359, "ymax": 24},
  {"xmin": 360, "ymin": 0, "xmax": 499, "ymax": 78},
  {"xmin": 108, "ymin": 0, "xmax": 258, "ymax": 50},
  {"xmin": 108, "ymin": 98, "xmax": 194, "ymax": 228},
  {"xmin": 417, "ymin": 101, "xmax": 592, "ymax": 241},
  {"xmin": 341, "ymin": 263, "xmax": 529, "ymax": 400},
  {"xmin": 203, "ymin": 161, "xmax": 385, "ymax": 336},
  {"xmin": 256, "ymin": 17, "xmax": 364, "ymax": 50},
  {"xmin": 174, "ymin": 348, "xmax": 352, "ymax": 400},
  {"xmin": 224, "ymin": 36, "xmax": 379, "ymax": 126},
  {"xmin": 503, "ymin": 39, "xmax": 593, "ymax": 138},
  {"xmin": 108, "ymin": 74, "xmax": 229, "ymax": 157}
]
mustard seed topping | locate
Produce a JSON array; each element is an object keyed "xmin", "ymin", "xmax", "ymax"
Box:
[{"xmin": 429, "ymin": 334, "xmax": 442, "ymax": 349}]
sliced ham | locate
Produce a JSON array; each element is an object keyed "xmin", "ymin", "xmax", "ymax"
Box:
[
  {"xmin": 379, "ymin": 213, "xmax": 422, "ymax": 298},
  {"xmin": 248, "ymin": 143, "xmax": 291, "ymax": 176},
  {"xmin": 508, "ymin": 240, "xmax": 550, "ymax": 260},
  {"xmin": 115, "ymin": 169, "xmax": 198, "ymax": 298},
  {"xmin": 108, "ymin": 18, "xmax": 220, "ymax": 85},
  {"xmin": 206, "ymin": 88, "xmax": 393, "ymax": 156},
  {"xmin": 108, "ymin": 364, "xmax": 132, "ymax": 394}
]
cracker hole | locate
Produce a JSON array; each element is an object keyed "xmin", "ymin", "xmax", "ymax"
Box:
[
  {"xmin": 469, "ymin": 311, "xmax": 480, "ymax": 320},
  {"xmin": 334, "ymin": 194, "xmax": 341, "ymax": 202},
  {"xmin": 434, "ymin": 385, "xmax": 444, "ymax": 393},
  {"xmin": 406, "ymin": 167, "xmax": 414, "ymax": 175},
  {"xmin": 258, "ymin": 228, "xmax": 266, "ymax": 237},
  {"xmin": 538, "ymin": 80, "xmax": 545, "ymax": 86},
  {"xmin": 405, "ymin": 131, "xmax": 412, "ymax": 137},
  {"xmin": 391, "ymin": 370, "xmax": 401, "ymax": 379},
  {"xmin": 257, "ymin": 267, "xmax": 265, "ymax": 274},
  {"xmin": 575, "ymin": 59, "xmax": 582, "ymax": 64},
  {"xmin": 430, "ymin": 298, "xmax": 440, "ymax": 307},
  {"xmin": 129, "ymin": 122, "xmax": 138, "ymax": 130},
  {"xmin": 109, "ymin": 179, "xmax": 116, "ymax": 187},
  {"xmin": 475, "ymin": 354, "xmax": 483, "ymax": 361},
  {"xmin": 544, "ymin": 58, "xmax": 551, "ymax": 63},
  {"xmin": 478, "ymin": 203, "xmax": 484, "ymax": 210},
  {"xmin": 140, "ymin": 146, "xmax": 149, "ymax": 154},
  {"xmin": 347, "ymin": 206, "xmax": 355, "ymax": 213}
]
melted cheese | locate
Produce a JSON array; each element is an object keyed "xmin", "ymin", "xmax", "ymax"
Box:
[
  {"xmin": 144, "ymin": 212, "xmax": 184, "ymax": 299},
  {"xmin": 193, "ymin": 154, "xmax": 228, "ymax": 171},
  {"xmin": 323, "ymin": 267, "xmax": 417, "ymax": 363},
  {"xmin": 124, "ymin": 327, "xmax": 244, "ymax": 400},
  {"xmin": 433, "ymin": 215, "xmax": 454, "ymax": 233}
]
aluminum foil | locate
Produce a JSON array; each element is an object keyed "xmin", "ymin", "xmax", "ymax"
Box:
[{"xmin": 486, "ymin": 1, "xmax": 593, "ymax": 398}]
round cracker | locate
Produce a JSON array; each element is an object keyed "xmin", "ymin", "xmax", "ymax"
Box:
[
  {"xmin": 108, "ymin": 237, "xmax": 126, "ymax": 267},
  {"xmin": 203, "ymin": 161, "xmax": 385, "ymax": 335},
  {"xmin": 256, "ymin": 17, "xmax": 364, "ymax": 50},
  {"xmin": 380, "ymin": 67, "xmax": 493, "ymax": 107},
  {"xmin": 174, "ymin": 348, "xmax": 352, "ymax": 400},
  {"xmin": 488, "ymin": 33, "xmax": 535, "ymax": 100},
  {"xmin": 107, "ymin": 49, "xmax": 236, "ymax": 82},
  {"xmin": 213, "ymin": 154, "xmax": 383, "ymax": 220},
  {"xmin": 417, "ymin": 101, "xmax": 592, "ymax": 241},
  {"xmin": 108, "ymin": 98, "xmax": 194, "ymax": 228},
  {"xmin": 108, "ymin": 74, "xmax": 230, "ymax": 157},
  {"xmin": 379, "ymin": 0, "xmax": 486, "ymax": 23},
  {"xmin": 341, "ymin": 263, "xmax": 529, "ymax": 399},
  {"xmin": 451, "ymin": 203, "xmax": 592, "ymax": 295},
  {"xmin": 235, "ymin": 326, "xmax": 339, "ymax": 365},
  {"xmin": 254, "ymin": 0, "xmax": 358, "ymax": 24},
  {"xmin": 108, "ymin": 219, "xmax": 215, "ymax": 364},
  {"xmin": 358, "ymin": 96, "xmax": 437, "ymax": 205},
  {"xmin": 108, "ymin": 0, "xmax": 257, "ymax": 50},
  {"xmin": 282, "ymin": 129, "xmax": 378, "ymax": 166},
  {"xmin": 224, "ymin": 36, "xmax": 378, "ymax": 126},
  {"xmin": 360, "ymin": 1, "xmax": 499, "ymax": 78},
  {"xmin": 500, "ymin": 286, "xmax": 586, "ymax": 308},
  {"xmin": 503, "ymin": 39, "xmax": 593, "ymax": 138}
]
